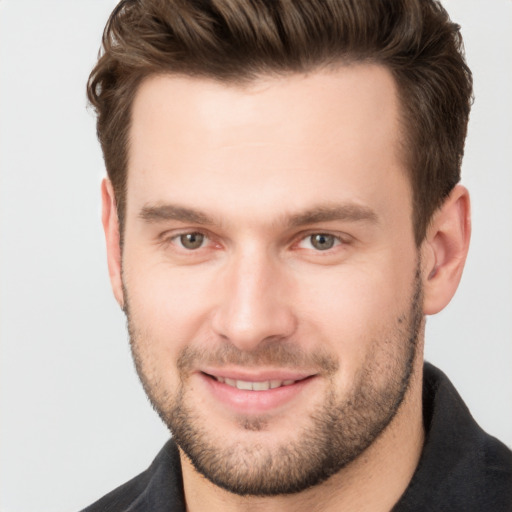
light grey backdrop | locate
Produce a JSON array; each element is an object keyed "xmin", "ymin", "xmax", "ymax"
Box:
[{"xmin": 0, "ymin": 1, "xmax": 511, "ymax": 511}]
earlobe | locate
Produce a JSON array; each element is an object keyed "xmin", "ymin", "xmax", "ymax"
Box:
[
  {"xmin": 101, "ymin": 178, "xmax": 125, "ymax": 309},
  {"xmin": 422, "ymin": 185, "xmax": 471, "ymax": 315}
]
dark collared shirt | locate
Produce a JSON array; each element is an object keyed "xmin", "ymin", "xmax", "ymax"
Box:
[{"xmin": 82, "ymin": 364, "xmax": 512, "ymax": 511}]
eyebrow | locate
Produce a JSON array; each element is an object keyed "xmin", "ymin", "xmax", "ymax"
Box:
[
  {"xmin": 139, "ymin": 204, "xmax": 214, "ymax": 225},
  {"xmin": 287, "ymin": 204, "xmax": 378, "ymax": 227},
  {"xmin": 139, "ymin": 202, "xmax": 378, "ymax": 227}
]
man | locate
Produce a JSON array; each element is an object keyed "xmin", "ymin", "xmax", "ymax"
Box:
[{"xmin": 83, "ymin": 0, "xmax": 512, "ymax": 510}]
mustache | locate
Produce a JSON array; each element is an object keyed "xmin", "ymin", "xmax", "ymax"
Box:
[{"xmin": 176, "ymin": 342, "xmax": 339, "ymax": 376}]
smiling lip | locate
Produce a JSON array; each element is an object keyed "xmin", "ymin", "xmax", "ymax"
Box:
[{"xmin": 197, "ymin": 369, "xmax": 317, "ymax": 414}]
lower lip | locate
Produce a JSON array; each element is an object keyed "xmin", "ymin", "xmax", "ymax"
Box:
[{"xmin": 198, "ymin": 373, "xmax": 316, "ymax": 414}]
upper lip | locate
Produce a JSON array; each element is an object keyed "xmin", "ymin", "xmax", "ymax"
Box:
[{"xmin": 200, "ymin": 368, "xmax": 317, "ymax": 382}]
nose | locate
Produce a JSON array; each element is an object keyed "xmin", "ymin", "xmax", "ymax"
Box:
[{"xmin": 211, "ymin": 246, "xmax": 297, "ymax": 352}]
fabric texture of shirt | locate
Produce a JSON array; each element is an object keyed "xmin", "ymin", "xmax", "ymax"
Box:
[{"xmin": 81, "ymin": 363, "xmax": 512, "ymax": 511}]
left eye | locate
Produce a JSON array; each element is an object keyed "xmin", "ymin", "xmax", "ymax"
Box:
[
  {"xmin": 299, "ymin": 233, "xmax": 340, "ymax": 251},
  {"xmin": 175, "ymin": 232, "xmax": 207, "ymax": 250}
]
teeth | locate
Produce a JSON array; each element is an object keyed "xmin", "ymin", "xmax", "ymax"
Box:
[
  {"xmin": 252, "ymin": 381, "xmax": 270, "ymax": 391},
  {"xmin": 214, "ymin": 376, "xmax": 297, "ymax": 391},
  {"xmin": 236, "ymin": 380, "xmax": 253, "ymax": 390}
]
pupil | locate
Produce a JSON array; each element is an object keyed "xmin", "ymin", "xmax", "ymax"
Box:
[
  {"xmin": 312, "ymin": 234, "xmax": 334, "ymax": 250},
  {"xmin": 181, "ymin": 233, "xmax": 204, "ymax": 249}
]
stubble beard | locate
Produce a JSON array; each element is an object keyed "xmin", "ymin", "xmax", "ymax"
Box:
[{"xmin": 125, "ymin": 269, "xmax": 423, "ymax": 496}]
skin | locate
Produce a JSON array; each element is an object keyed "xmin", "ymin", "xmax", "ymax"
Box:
[{"xmin": 102, "ymin": 65, "xmax": 471, "ymax": 511}]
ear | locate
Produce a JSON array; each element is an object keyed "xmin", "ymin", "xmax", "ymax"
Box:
[
  {"xmin": 101, "ymin": 178, "xmax": 125, "ymax": 308},
  {"xmin": 421, "ymin": 185, "xmax": 471, "ymax": 315}
]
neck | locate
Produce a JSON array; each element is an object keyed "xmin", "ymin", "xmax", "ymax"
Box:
[{"xmin": 180, "ymin": 359, "xmax": 425, "ymax": 512}]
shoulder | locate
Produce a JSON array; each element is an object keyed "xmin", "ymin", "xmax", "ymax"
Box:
[
  {"xmin": 394, "ymin": 363, "xmax": 512, "ymax": 511},
  {"xmin": 80, "ymin": 440, "xmax": 185, "ymax": 512},
  {"xmin": 478, "ymin": 433, "xmax": 512, "ymax": 507}
]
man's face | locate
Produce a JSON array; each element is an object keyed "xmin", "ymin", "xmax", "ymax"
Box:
[{"xmin": 120, "ymin": 65, "xmax": 424, "ymax": 495}]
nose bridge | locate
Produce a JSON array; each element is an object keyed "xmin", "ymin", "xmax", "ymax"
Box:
[{"xmin": 212, "ymin": 242, "xmax": 295, "ymax": 350}]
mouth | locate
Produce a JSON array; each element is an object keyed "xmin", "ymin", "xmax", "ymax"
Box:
[{"xmin": 198, "ymin": 370, "xmax": 318, "ymax": 414}]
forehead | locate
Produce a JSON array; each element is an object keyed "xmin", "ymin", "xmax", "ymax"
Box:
[{"xmin": 127, "ymin": 65, "xmax": 409, "ymax": 226}]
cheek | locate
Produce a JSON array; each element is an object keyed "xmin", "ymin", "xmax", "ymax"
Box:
[
  {"xmin": 123, "ymin": 255, "xmax": 218, "ymax": 360},
  {"xmin": 292, "ymin": 261, "xmax": 415, "ymax": 361}
]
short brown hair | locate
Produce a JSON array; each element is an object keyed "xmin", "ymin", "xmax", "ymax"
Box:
[{"xmin": 87, "ymin": 0, "xmax": 472, "ymax": 245}]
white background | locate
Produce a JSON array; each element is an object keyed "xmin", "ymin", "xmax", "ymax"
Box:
[{"xmin": 0, "ymin": 1, "xmax": 511, "ymax": 511}]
